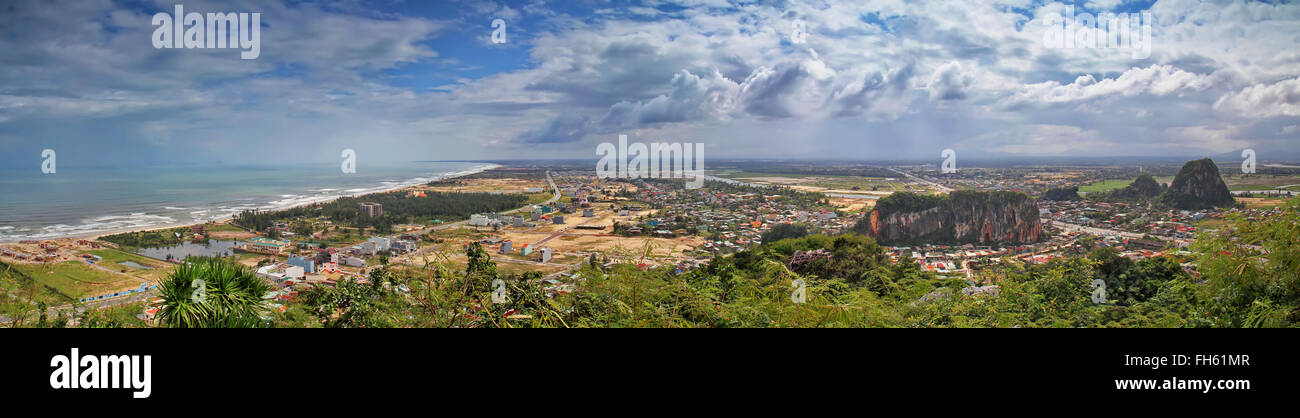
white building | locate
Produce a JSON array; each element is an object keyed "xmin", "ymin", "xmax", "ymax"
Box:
[{"xmin": 344, "ymin": 256, "xmax": 367, "ymax": 267}]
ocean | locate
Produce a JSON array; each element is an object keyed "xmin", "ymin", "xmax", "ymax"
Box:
[{"xmin": 0, "ymin": 161, "xmax": 496, "ymax": 242}]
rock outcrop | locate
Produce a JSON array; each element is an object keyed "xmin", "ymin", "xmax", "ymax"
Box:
[
  {"xmin": 1160, "ymin": 158, "xmax": 1235, "ymax": 210},
  {"xmin": 856, "ymin": 191, "xmax": 1043, "ymax": 246},
  {"xmin": 1043, "ymin": 186, "xmax": 1081, "ymax": 201},
  {"xmin": 1115, "ymin": 173, "xmax": 1163, "ymax": 199}
]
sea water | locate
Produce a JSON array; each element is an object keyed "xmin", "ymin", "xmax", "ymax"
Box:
[{"xmin": 0, "ymin": 161, "xmax": 495, "ymax": 242}]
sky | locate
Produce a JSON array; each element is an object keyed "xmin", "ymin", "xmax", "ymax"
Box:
[{"xmin": 1, "ymin": 0, "xmax": 1298, "ymax": 167}]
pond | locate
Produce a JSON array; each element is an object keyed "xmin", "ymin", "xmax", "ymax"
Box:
[
  {"xmin": 118, "ymin": 261, "xmax": 154, "ymax": 270},
  {"xmin": 135, "ymin": 239, "xmax": 241, "ymax": 261}
]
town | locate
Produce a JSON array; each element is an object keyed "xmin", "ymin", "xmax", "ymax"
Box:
[{"xmin": 2, "ymin": 159, "xmax": 1297, "ymax": 326}]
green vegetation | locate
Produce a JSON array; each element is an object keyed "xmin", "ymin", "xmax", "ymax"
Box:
[
  {"xmin": 1042, "ymin": 186, "xmax": 1081, "ymax": 201},
  {"xmin": 1078, "ymin": 179, "xmax": 1132, "ymax": 194},
  {"xmin": 1160, "ymin": 158, "xmax": 1235, "ymax": 210},
  {"xmin": 11, "ymin": 196, "xmax": 1299, "ymax": 328},
  {"xmin": 234, "ymin": 191, "xmax": 527, "ymax": 234},
  {"xmin": 1086, "ymin": 174, "xmax": 1167, "ymax": 203},
  {"xmin": 99, "ymin": 226, "xmax": 192, "ymax": 249},
  {"xmin": 154, "ymin": 257, "xmax": 271, "ymax": 328},
  {"xmin": 89, "ymin": 249, "xmax": 172, "ymax": 281},
  {"xmin": 871, "ymin": 191, "xmax": 947, "ymax": 215},
  {"xmin": 761, "ymin": 223, "xmax": 810, "ymax": 244},
  {"xmin": 4, "ymin": 261, "xmax": 139, "ymax": 300},
  {"xmin": 1189, "ymin": 197, "xmax": 1300, "ymax": 327},
  {"xmin": 1, "ymin": 261, "xmax": 70, "ymax": 306}
]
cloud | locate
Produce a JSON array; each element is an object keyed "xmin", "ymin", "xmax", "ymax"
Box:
[
  {"xmin": 517, "ymin": 113, "xmax": 593, "ymax": 144},
  {"xmin": 1214, "ymin": 77, "xmax": 1300, "ymax": 118},
  {"xmin": 928, "ymin": 61, "xmax": 972, "ymax": 101},
  {"xmin": 1000, "ymin": 65, "xmax": 1219, "ymax": 109},
  {"xmin": 2, "ymin": 0, "xmax": 1299, "ymax": 163},
  {"xmin": 600, "ymin": 69, "xmax": 740, "ymax": 128}
]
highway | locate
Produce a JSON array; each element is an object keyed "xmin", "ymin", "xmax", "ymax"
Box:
[{"xmin": 890, "ymin": 167, "xmax": 954, "ymax": 193}]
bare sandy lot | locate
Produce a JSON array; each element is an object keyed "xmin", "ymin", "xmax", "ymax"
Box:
[
  {"xmin": 828, "ymin": 197, "xmax": 876, "ymax": 213},
  {"xmin": 1237, "ymin": 197, "xmax": 1287, "ymax": 209}
]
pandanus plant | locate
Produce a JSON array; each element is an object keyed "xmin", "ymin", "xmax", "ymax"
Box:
[{"xmin": 155, "ymin": 257, "xmax": 270, "ymax": 328}]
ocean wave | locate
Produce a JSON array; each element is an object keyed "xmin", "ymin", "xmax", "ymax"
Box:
[
  {"xmin": 0, "ymin": 163, "xmax": 500, "ymax": 242},
  {"xmin": 0, "ymin": 213, "xmax": 178, "ymax": 242}
]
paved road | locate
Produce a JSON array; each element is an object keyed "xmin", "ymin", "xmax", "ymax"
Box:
[{"xmin": 891, "ymin": 168, "xmax": 954, "ymax": 193}]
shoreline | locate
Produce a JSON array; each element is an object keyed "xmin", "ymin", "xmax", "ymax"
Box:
[{"xmin": 2, "ymin": 163, "xmax": 502, "ymax": 244}]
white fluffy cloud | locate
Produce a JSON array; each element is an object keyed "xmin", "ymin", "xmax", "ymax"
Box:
[{"xmin": 1214, "ymin": 77, "xmax": 1300, "ymax": 118}]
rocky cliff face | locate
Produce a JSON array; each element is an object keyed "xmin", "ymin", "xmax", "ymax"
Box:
[
  {"xmin": 858, "ymin": 191, "xmax": 1043, "ymax": 246},
  {"xmin": 1160, "ymin": 158, "xmax": 1235, "ymax": 210}
]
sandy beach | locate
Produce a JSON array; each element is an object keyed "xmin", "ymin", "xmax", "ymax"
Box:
[{"xmin": 9, "ymin": 163, "xmax": 501, "ymax": 244}]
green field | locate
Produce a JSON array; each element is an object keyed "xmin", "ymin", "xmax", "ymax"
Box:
[
  {"xmin": 89, "ymin": 249, "xmax": 174, "ymax": 282},
  {"xmin": 205, "ymin": 223, "xmax": 248, "ymax": 233},
  {"xmin": 1223, "ymin": 174, "xmax": 1300, "ymax": 191},
  {"xmin": 1, "ymin": 263, "xmax": 70, "ymax": 306},
  {"xmin": 1079, "ymin": 176, "xmax": 1175, "ymax": 193},
  {"xmin": 524, "ymin": 192, "xmax": 553, "ymax": 205},
  {"xmin": 7, "ymin": 261, "xmax": 144, "ymax": 300},
  {"xmin": 1078, "ymin": 179, "xmax": 1132, "ymax": 193}
]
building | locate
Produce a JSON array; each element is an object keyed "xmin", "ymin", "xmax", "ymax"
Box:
[
  {"xmin": 469, "ymin": 214, "xmax": 502, "ymax": 227},
  {"xmin": 392, "ymin": 240, "xmax": 417, "ymax": 253},
  {"xmin": 1127, "ymin": 239, "xmax": 1167, "ymax": 251},
  {"xmin": 343, "ymin": 256, "xmax": 367, "ymax": 268},
  {"xmin": 359, "ymin": 202, "xmax": 384, "ymax": 217},
  {"xmin": 257, "ymin": 263, "xmax": 306, "ymax": 282},
  {"xmin": 500, "ymin": 240, "xmax": 513, "ymax": 254},
  {"xmin": 367, "ymin": 237, "xmax": 391, "ymax": 252},
  {"xmin": 238, "ymin": 237, "xmax": 292, "ymax": 255},
  {"xmin": 537, "ymin": 247, "xmax": 552, "ymax": 263},
  {"xmin": 583, "ymin": 208, "xmax": 595, "ymax": 217},
  {"xmin": 553, "ymin": 216, "xmax": 565, "ymax": 224},
  {"xmin": 287, "ymin": 256, "xmax": 316, "ymax": 274}
]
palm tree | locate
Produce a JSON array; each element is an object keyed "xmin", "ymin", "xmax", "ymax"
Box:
[{"xmin": 155, "ymin": 257, "xmax": 270, "ymax": 328}]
